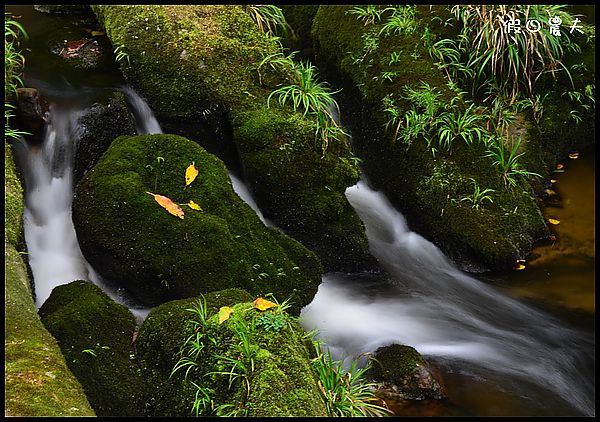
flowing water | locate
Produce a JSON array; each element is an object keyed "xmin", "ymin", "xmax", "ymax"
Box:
[
  {"xmin": 301, "ymin": 180, "xmax": 594, "ymax": 416},
  {"xmin": 8, "ymin": 4, "xmax": 595, "ymax": 417}
]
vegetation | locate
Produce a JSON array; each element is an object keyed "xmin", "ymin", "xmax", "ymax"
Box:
[
  {"xmin": 457, "ymin": 178, "xmax": 495, "ymax": 210},
  {"xmin": 309, "ymin": 338, "xmax": 391, "ymax": 417},
  {"xmin": 5, "ymin": 12, "xmax": 29, "ymax": 141},
  {"xmin": 485, "ymin": 137, "xmax": 541, "ymax": 188},
  {"xmin": 245, "ymin": 5, "xmax": 291, "ymax": 36}
]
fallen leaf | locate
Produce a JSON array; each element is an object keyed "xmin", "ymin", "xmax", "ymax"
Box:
[
  {"xmin": 512, "ymin": 263, "xmax": 526, "ymax": 271},
  {"xmin": 550, "ymin": 179, "xmax": 557, "ymax": 184},
  {"xmin": 218, "ymin": 306, "xmax": 234, "ymax": 324},
  {"xmin": 146, "ymin": 192, "xmax": 185, "ymax": 219},
  {"xmin": 544, "ymin": 189, "xmax": 557, "ymax": 196},
  {"xmin": 253, "ymin": 297, "xmax": 278, "ymax": 311},
  {"xmin": 549, "ymin": 234, "xmax": 557, "ymax": 241},
  {"xmin": 188, "ymin": 200, "xmax": 202, "ymax": 211},
  {"xmin": 568, "ymin": 152, "xmax": 579, "ymax": 159},
  {"xmin": 185, "ymin": 162, "xmax": 198, "ymax": 187},
  {"xmin": 547, "ymin": 218, "xmax": 560, "ymax": 225},
  {"xmin": 556, "ymin": 163, "xmax": 564, "ymax": 170}
]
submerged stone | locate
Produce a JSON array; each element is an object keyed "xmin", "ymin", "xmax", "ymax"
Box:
[
  {"xmin": 367, "ymin": 344, "xmax": 446, "ymax": 401},
  {"xmin": 72, "ymin": 133, "xmax": 322, "ymax": 314}
]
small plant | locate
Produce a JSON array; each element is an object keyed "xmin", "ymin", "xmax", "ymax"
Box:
[
  {"xmin": 114, "ymin": 44, "xmax": 130, "ymax": 66},
  {"xmin": 5, "ymin": 12, "xmax": 30, "ymax": 142},
  {"xmin": 379, "ymin": 6, "xmax": 417, "ymax": 36},
  {"xmin": 309, "ymin": 338, "xmax": 391, "ymax": 417},
  {"xmin": 245, "ymin": 5, "xmax": 291, "ymax": 36},
  {"xmin": 346, "ymin": 5, "xmax": 389, "ymax": 26},
  {"xmin": 457, "ymin": 178, "xmax": 495, "ymax": 209},
  {"xmin": 485, "ymin": 137, "xmax": 541, "ymax": 188},
  {"xmin": 434, "ymin": 104, "xmax": 485, "ymax": 152},
  {"xmin": 255, "ymin": 312, "xmax": 286, "ymax": 332},
  {"xmin": 388, "ymin": 50, "xmax": 402, "ymax": 65},
  {"xmin": 256, "ymin": 49, "xmax": 296, "ymax": 85}
]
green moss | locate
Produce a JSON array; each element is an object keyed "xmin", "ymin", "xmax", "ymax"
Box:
[
  {"xmin": 39, "ymin": 281, "xmax": 144, "ymax": 416},
  {"xmin": 5, "ymin": 146, "xmax": 24, "ymax": 247},
  {"xmin": 5, "ymin": 144, "xmax": 95, "ymax": 417},
  {"xmin": 136, "ymin": 293, "xmax": 327, "ymax": 417},
  {"xmin": 312, "ymin": 5, "xmax": 550, "ymax": 270},
  {"xmin": 73, "ymin": 134, "xmax": 321, "ymax": 313},
  {"xmin": 92, "ymin": 5, "xmax": 372, "ymax": 272}
]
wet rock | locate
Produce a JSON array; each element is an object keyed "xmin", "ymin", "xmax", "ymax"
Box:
[
  {"xmin": 34, "ymin": 5, "xmax": 92, "ymax": 15},
  {"xmin": 72, "ymin": 133, "xmax": 322, "ymax": 314},
  {"xmin": 39, "ymin": 281, "xmax": 145, "ymax": 416},
  {"xmin": 367, "ymin": 344, "xmax": 446, "ymax": 401},
  {"xmin": 136, "ymin": 291, "xmax": 327, "ymax": 416},
  {"xmin": 52, "ymin": 38, "xmax": 105, "ymax": 70},
  {"xmin": 73, "ymin": 90, "xmax": 137, "ymax": 184},
  {"xmin": 15, "ymin": 87, "xmax": 50, "ymax": 143}
]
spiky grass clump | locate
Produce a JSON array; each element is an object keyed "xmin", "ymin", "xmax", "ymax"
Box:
[{"xmin": 5, "ymin": 12, "xmax": 29, "ymax": 142}]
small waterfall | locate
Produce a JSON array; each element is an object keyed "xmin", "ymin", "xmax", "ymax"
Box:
[
  {"xmin": 121, "ymin": 86, "xmax": 162, "ymax": 135},
  {"xmin": 301, "ymin": 180, "xmax": 594, "ymax": 416},
  {"xmin": 229, "ymin": 173, "xmax": 271, "ymax": 226}
]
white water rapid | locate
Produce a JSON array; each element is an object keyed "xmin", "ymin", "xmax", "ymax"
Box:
[{"xmin": 300, "ymin": 180, "xmax": 594, "ymax": 416}]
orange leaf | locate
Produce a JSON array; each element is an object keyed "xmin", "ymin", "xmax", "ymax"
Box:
[
  {"xmin": 218, "ymin": 306, "xmax": 234, "ymax": 324},
  {"xmin": 146, "ymin": 192, "xmax": 185, "ymax": 219},
  {"xmin": 185, "ymin": 162, "xmax": 198, "ymax": 187},
  {"xmin": 556, "ymin": 163, "xmax": 564, "ymax": 170},
  {"xmin": 253, "ymin": 297, "xmax": 278, "ymax": 311}
]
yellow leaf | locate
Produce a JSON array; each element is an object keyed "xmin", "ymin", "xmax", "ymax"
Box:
[
  {"xmin": 185, "ymin": 162, "xmax": 199, "ymax": 187},
  {"xmin": 91, "ymin": 30, "xmax": 105, "ymax": 36},
  {"xmin": 550, "ymin": 179, "xmax": 557, "ymax": 184},
  {"xmin": 218, "ymin": 306, "xmax": 234, "ymax": 324},
  {"xmin": 188, "ymin": 200, "xmax": 202, "ymax": 211},
  {"xmin": 253, "ymin": 297, "xmax": 278, "ymax": 311},
  {"xmin": 548, "ymin": 218, "xmax": 560, "ymax": 225},
  {"xmin": 146, "ymin": 192, "xmax": 185, "ymax": 219},
  {"xmin": 544, "ymin": 189, "xmax": 557, "ymax": 196},
  {"xmin": 556, "ymin": 163, "xmax": 564, "ymax": 170},
  {"xmin": 512, "ymin": 263, "xmax": 526, "ymax": 271},
  {"xmin": 568, "ymin": 152, "xmax": 579, "ymax": 159}
]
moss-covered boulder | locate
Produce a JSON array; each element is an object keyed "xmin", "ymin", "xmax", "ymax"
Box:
[
  {"xmin": 312, "ymin": 5, "xmax": 550, "ymax": 271},
  {"xmin": 72, "ymin": 133, "xmax": 322, "ymax": 313},
  {"xmin": 74, "ymin": 90, "xmax": 137, "ymax": 183},
  {"xmin": 39, "ymin": 280, "xmax": 144, "ymax": 416},
  {"xmin": 5, "ymin": 145, "xmax": 95, "ymax": 417},
  {"xmin": 91, "ymin": 5, "xmax": 371, "ymax": 272},
  {"xmin": 136, "ymin": 290, "xmax": 328, "ymax": 417},
  {"xmin": 367, "ymin": 344, "xmax": 446, "ymax": 401}
]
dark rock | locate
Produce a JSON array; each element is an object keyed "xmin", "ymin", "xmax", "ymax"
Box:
[
  {"xmin": 15, "ymin": 87, "xmax": 50, "ymax": 143},
  {"xmin": 34, "ymin": 5, "xmax": 92, "ymax": 15},
  {"xmin": 73, "ymin": 90, "xmax": 137, "ymax": 184},
  {"xmin": 367, "ymin": 344, "xmax": 446, "ymax": 401},
  {"xmin": 39, "ymin": 280, "xmax": 145, "ymax": 416}
]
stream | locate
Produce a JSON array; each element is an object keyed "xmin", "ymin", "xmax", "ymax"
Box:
[{"xmin": 8, "ymin": 5, "xmax": 595, "ymax": 417}]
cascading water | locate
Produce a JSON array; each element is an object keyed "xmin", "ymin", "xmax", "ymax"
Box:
[
  {"xmin": 121, "ymin": 86, "xmax": 162, "ymax": 135},
  {"xmin": 300, "ymin": 180, "xmax": 594, "ymax": 416}
]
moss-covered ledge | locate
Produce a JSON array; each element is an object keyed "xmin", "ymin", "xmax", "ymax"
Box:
[
  {"xmin": 4, "ymin": 145, "xmax": 95, "ymax": 417},
  {"xmin": 312, "ymin": 5, "xmax": 549, "ymax": 271},
  {"xmin": 91, "ymin": 5, "xmax": 372, "ymax": 272}
]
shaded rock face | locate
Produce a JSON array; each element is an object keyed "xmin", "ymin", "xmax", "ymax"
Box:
[
  {"xmin": 15, "ymin": 87, "xmax": 50, "ymax": 143},
  {"xmin": 73, "ymin": 90, "xmax": 137, "ymax": 184},
  {"xmin": 367, "ymin": 344, "xmax": 446, "ymax": 401},
  {"xmin": 38, "ymin": 280, "xmax": 145, "ymax": 416},
  {"xmin": 136, "ymin": 291, "xmax": 328, "ymax": 417},
  {"xmin": 34, "ymin": 5, "xmax": 92, "ymax": 15},
  {"xmin": 72, "ymin": 134, "xmax": 322, "ymax": 314}
]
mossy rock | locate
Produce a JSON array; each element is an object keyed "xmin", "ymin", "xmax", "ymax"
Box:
[
  {"xmin": 312, "ymin": 5, "xmax": 550, "ymax": 271},
  {"xmin": 367, "ymin": 344, "xmax": 446, "ymax": 401},
  {"xmin": 72, "ymin": 133, "xmax": 322, "ymax": 313},
  {"xmin": 39, "ymin": 280, "xmax": 144, "ymax": 416},
  {"xmin": 74, "ymin": 89, "xmax": 137, "ymax": 184},
  {"xmin": 91, "ymin": 5, "xmax": 372, "ymax": 272},
  {"xmin": 233, "ymin": 106, "xmax": 373, "ymax": 271},
  {"xmin": 136, "ymin": 291, "xmax": 327, "ymax": 417},
  {"xmin": 5, "ymin": 145, "xmax": 95, "ymax": 417}
]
